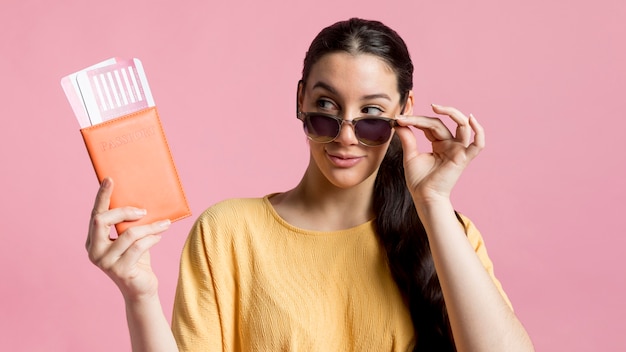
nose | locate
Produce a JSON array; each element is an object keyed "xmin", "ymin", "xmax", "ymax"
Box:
[{"xmin": 334, "ymin": 119, "xmax": 359, "ymax": 145}]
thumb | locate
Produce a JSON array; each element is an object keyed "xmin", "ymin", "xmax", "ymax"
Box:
[{"xmin": 394, "ymin": 125, "xmax": 420, "ymax": 162}]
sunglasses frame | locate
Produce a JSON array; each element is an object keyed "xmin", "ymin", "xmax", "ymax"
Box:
[{"xmin": 297, "ymin": 111, "xmax": 398, "ymax": 147}]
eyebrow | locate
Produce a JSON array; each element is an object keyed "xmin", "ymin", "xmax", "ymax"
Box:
[{"xmin": 311, "ymin": 81, "xmax": 392, "ymax": 101}]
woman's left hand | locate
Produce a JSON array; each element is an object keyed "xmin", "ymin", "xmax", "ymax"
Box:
[{"xmin": 394, "ymin": 104, "xmax": 485, "ymax": 204}]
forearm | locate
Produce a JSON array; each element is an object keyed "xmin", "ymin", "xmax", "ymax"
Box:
[
  {"xmin": 125, "ymin": 294, "xmax": 179, "ymax": 352},
  {"xmin": 415, "ymin": 198, "xmax": 534, "ymax": 352}
]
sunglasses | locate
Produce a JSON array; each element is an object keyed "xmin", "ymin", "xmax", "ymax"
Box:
[{"xmin": 297, "ymin": 111, "xmax": 398, "ymax": 147}]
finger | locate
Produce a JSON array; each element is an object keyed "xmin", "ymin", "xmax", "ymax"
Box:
[
  {"xmin": 393, "ymin": 125, "xmax": 420, "ymax": 162},
  {"xmin": 93, "ymin": 207, "xmax": 149, "ymax": 231},
  {"xmin": 466, "ymin": 114, "xmax": 485, "ymax": 159},
  {"xmin": 87, "ymin": 207, "xmax": 148, "ymax": 263},
  {"xmin": 92, "ymin": 177, "xmax": 114, "ymax": 216},
  {"xmin": 101, "ymin": 220, "xmax": 170, "ymax": 269},
  {"xmin": 395, "ymin": 115, "xmax": 453, "ymax": 141},
  {"xmin": 87, "ymin": 178, "xmax": 114, "ymax": 250},
  {"xmin": 431, "ymin": 104, "xmax": 471, "ymax": 145},
  {"xmin": 108, "ymin": 234, "xmax": 162, "ymax": 281},
  {"xmin": 109, "ymin": 220, "xmax": 170, "ymax": 274}
]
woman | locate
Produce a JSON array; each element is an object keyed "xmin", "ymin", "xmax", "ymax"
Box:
[{"xmin": 86, "ymin": 18, "xmax": 534, "ymax": 351}]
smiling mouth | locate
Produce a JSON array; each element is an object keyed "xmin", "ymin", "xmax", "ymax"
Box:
[
  {"xmin": 331, "ymin": 154, "xmax": 357, "ymax": 159},
  {"xmin": 327, "ymin": 152, "xmax": 364, "ymax": 167}
]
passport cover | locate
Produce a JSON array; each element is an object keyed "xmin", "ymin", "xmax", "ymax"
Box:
[{"xmin": 80, "ymin": 106, "xmax": 191, "ymax": 234}]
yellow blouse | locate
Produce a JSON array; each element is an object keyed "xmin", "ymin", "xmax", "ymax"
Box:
[{"xmin": 171, "ymin": 197, "xmax": 510, "ymax": 351}]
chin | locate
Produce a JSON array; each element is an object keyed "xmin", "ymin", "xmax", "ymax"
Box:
[{"xmin": 323, "ymin": 168, "xmax": 378, "ymax": 190}]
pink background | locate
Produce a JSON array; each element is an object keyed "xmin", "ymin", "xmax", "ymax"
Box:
[{"xmin": 1, "ymin": 0, "xmax": 624, "ymax": 350}]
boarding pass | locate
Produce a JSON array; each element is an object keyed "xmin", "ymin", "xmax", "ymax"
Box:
[{"xmin": 61, "ymin": 57, "xmax": 155, "ymax": 128}]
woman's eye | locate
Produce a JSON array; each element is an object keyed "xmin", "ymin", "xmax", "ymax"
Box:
[
  {"xmin": 316, "ymin": 99, "xmax": 337, "ymax": 111},
  {"xmin": 361, "ymin": 106, "xmax": 384, "ymax": 116}
]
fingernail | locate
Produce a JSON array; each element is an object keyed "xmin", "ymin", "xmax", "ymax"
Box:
[
  {"xmin": 101, "ymin": 178, "xmax": 111, "ymax": 188},
  {"xmin": 156, "ymin": 219, "xmax": 171, "ymax": 228},
  {"xmin": 431, "ymin": 103, "xmax": 440, "ymax": 108},
  {"xmin": 134, "ymin": 208, "xmax": 147, "ymax": 216}
]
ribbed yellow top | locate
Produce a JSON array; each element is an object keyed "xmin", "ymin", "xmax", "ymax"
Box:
[{"xmin": 171, "ymin": 197, "xmax": 509, "ymax": 351}]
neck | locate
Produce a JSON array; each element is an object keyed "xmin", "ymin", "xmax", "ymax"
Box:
[{"xmin": 271, "ymin": 162, "xmax": 377, "ymax": 231}]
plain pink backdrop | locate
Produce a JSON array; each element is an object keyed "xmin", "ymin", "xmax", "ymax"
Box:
[{"xmin": 1, "ymin": 0, "xmax": 624, "ymax": 350}]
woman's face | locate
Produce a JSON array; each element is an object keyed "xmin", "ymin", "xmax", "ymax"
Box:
[{"xmin": 298, "ymin": 52, "xmax": 413, "ymax": 190}]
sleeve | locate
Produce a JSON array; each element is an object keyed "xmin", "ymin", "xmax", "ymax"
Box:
[
  {"xmin": 171, "ymin": 211, "xmax": 224, "ymax": 351},
  {"xmin": 459, "ymin": 214, "xmax": 514, "ymax": 310}
]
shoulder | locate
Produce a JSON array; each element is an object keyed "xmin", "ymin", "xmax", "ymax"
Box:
[
  {"xmin": 196, "ymin": 197, "xmax": 268, "ymax": 224},
  {"xmin": 182, "ymin": 197, "xmax": 269, "ymax": 256},
  {"xmin": 187, "ymin": 196, "xmax": 274, "ymax": 241}
]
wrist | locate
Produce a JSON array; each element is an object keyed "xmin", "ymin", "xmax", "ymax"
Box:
[
  {"xmin": 124, "ymin": 292, "xmax": 164, "ymax": 323},
  {"xmin": 412, "ymin": 193, "xmax": 452, "ymax": 211},
  {"xmin": 412, "ymin": 195, "xmax": 457, "ymax": 222},
  {"xmin": 123, "ymin": 289, "xmax": 161, "ymax": 307}
]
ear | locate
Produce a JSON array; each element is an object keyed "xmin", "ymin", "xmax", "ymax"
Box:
[
  {"xmin": 296, "ymin": 80, "xmax": 304, "ymax": 113},
  {"xmin": 401, "ymin": 90, "xmax": 414, "ymax": 115}
]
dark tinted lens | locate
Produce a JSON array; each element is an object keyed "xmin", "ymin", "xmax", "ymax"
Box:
[
  {"xmin": 305, "ymin": 114, "xmax": 340, "ymax": 142},
  {"xmin": 355, "ymin": 118, "xmax": 392, "ymax": 146}
]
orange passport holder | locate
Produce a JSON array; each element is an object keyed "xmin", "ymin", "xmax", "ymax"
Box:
[{"xmin": 80, "ymin": 106, "xmax": 191, "ymax": 234}]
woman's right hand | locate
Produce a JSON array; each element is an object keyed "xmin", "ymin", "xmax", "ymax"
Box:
[{"xmin": 85, "ymin": 177, "xmax": 171, "ymax": 301}]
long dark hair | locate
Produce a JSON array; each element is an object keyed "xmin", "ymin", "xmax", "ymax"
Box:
[{"xmin": 301, "ymin": 18, "xmax": 456, "ymax": 351}]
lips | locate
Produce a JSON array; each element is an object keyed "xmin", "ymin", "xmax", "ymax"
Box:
[{"xmin": 326, "ymin": 151, "xmax": 364, "ymax": 168}]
